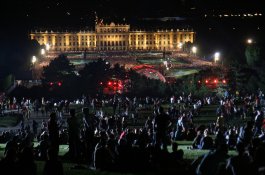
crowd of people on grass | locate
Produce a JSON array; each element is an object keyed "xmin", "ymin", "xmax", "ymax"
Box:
[{"xmin": 0, "ymin": 89, "xmax": 265, "ymax": 175}]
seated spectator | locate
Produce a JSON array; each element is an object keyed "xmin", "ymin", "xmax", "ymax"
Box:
[
  {"xmin": 225, "ymin": 129, "xmax": 238, "ymax": 149},
  {"xmin": 192, "ymin": 130, "xmax": 203, "ymax": 149},
  {"xmin": 5, "ymin": 135, "xmax": 19, "ymax": 155},
  {"xmin": 215, "ymin": 130, "xmax": 226, "ymax": 148},
  {"xmin": 198, "ymin": 129, "xmax": 214, "ymax": 150},
  {"xmin": 37, "ymin": 132, "xmax": 49, "ymax": 160}
]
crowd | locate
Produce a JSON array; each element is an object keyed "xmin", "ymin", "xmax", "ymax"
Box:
[{"xmin": 0, "ymin": 90, "xmax": 265, "ymax": 175}]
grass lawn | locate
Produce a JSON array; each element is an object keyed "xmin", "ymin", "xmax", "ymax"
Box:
[
  {"xmin": 136, "ymin": 58, "xmax": 187, "ymax": 65},
  {"xmin": 0, "ymin": 114, "xmax": 21, "ymax": 127},
  {"xmin": 166, "ymin": 68, "xmax": 200, "ymax": 78}
]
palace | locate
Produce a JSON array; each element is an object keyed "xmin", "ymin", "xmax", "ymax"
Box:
[{"xmin": 30, "ymin": 22, "xmax": 195, "ymax": 51}]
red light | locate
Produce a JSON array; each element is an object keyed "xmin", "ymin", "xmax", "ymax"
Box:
[
  {"xmin": 58, "ymin": 82, "xmax": 62, "ymax": 86},
  {"xmin": 198, "ymin": 80, "xmax": 201, "ymax": 83},
  {"xmin": 108, "ymin": 81, "xmax": 112, "ymax": 86},
  {"xmin": 49, "ymin": 82, "xmax": 53, "ymax": 86},
  {"xmin": 100, "ymin": 82, "xmax": 103, "ymax": 85},
  {"xmin": 214, "ymin": 79, "xmax": 218, "ymax": 83},
  {"xmin": 222, "ymin": 80, "xmax": 226, "ymax": 84},
  {"xmin": 205, "ymin": 80, "xmax": 208, "ymax": 83},
  {"xmin": 113, "ymin": 82, "xmax": 117, "ymax": 85}
]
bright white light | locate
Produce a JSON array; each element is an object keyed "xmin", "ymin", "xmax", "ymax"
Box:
[
  {"xmin": 178, "ymin": 42, "xmax": 183, "ymax": 49},
  {"xmin": 247, "ymin": 39, "xmax": 253, "ymax": 44},
  {"xmin": 41, "ymin": 48, "xmax": 45, "ymax": 55},
  {"xmin": 45, "ymin": 43, "xmax": 50, "ymax": 51},
  {"xmin": 214, "ymin": 52, "xmax": 220, "ymax": 63},
  {"xmin": 192, "ymin": 46, "xmax": 197, "ymax": 54},
  {"xmin": 32, "ymin": 56, "xmax": 37, "ymax": 64}
]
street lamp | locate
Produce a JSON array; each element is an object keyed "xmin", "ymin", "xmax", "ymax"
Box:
[
  {"xmin": 41, "ymin": 48, "xmax": 45, "ymax": 55},
  {"xmin": 192, "ymin": 46, "xmax": 197, "ymax": 56},
  {"xmin": 247, "ymin": 39, "xmax": 253, "ymax": 44},
  {"xmin": 45, "ymin": 43, "xmax": 50, "ymax": 51},
  {"xmin": 178, "ymin": 42, "xmax": 183, "ymax": 50},
  {"xmin": 214, "ymin": 52, "xmax": 220, "ymax": 63},
  {"xmin": 32, "ymin": 56, "xmax": 37, "ymax": 64}
]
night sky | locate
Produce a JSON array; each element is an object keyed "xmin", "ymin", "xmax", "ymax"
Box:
[
  {"xmin": 1, "ymin": 0, "xmax": 263, "ymax": 29},
  {"xmin": 0, "ymin": 0, "xmax": 264, "ymax": 75}
]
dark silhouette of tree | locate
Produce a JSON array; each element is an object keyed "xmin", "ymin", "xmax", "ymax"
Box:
[
  {"xmin": 245, "ymin": 45, "xmax": 263, "ymax": 67},
  {"xmin": 42, "ymin": 54, "xmax": 76, "ymax": 84},
  {"xmin": 111, "ymin": 63, "xmax": 127, "ymax": 80},
  {"xmin": 78, "ymin": 58, "xmax": 111, "ymax": 94}
]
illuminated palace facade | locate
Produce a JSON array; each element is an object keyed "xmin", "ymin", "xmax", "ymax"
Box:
[{"xmin": 30, "ymin": 22, "xmax": 195, "ymax": 51}]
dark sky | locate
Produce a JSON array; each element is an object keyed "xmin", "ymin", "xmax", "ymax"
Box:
[{"xmin": 1, "ymin": 0, "xmax": 263, "ymax": 29}]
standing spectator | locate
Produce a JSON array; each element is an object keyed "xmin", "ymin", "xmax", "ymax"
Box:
[
  {"xmin": 43, "ymin": 148, "xmax": 64, "ymax": 175},
  {"xmin": 48, "ymin": 112, "xmax": 60, "ymax": 153},
  {"xmin": 0, "ymin": 148, "xmax": 18, "ymax": 175},
  {"xmin": 154, "ymin": 106, "xmax": 171, "ymax": 149},
  {"xmin": 226, "ymin": 142, "xmax": 251, "ymax": 175},
  {"xmin": 32, "ymin": 120, "xmax": 38, "ymax": 139},
  {"xmin": 216, "ymin": 113, "xmax": 225, "ymax": 132},
  {"xmin": 37, "ymin": 132, "xmax": 49, "ymax": 160},
  {"xmin": 237, "ymin": 121, "xmax": 254, "ymax": 147},
  {"xmin": 196, "ymin": 144, "xmax": 229, "ymax": 175},
  {"xmin": 254, "ymin": 109, "xmax": 264, "ymax": 136},
  {"xmin": 67, "ymin": 109, "xmax": 80, "ymax": 159},
  {"xmin": 17, "ymin": 147, "xmax": 37, "ymax": 175}
]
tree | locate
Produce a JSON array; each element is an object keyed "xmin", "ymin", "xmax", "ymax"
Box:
[
  {"xmin": 78, "ymin": 58, "xmax": 111, "ymax": 94},
  {"xmin": 245, "ymin": 45, "xmax": 262, "ymax": 67},
  {"xmin": 111, "ymin": 63, "xmax": 126, "ymax": 80},
  {"xmin": 42, "ymin": 54, "xmax": 76, "ymax": 83}
]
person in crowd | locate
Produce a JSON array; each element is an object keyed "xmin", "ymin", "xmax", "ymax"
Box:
[
  {"xmin": 254, "ymin": 109, "xmax": 264, "ymax": 136},
  {"xmin": 153, "ymin": 106, "xmax": 172, "ymax": 149},
  {"xmin": 198, "ymin": 129, "xmax": 213, "ymax": 150},
  {"xmin": 0, "ymin": 148, "xmax": 18, "ymax": 175},
  {"xmin": 196, "ymin": 143, "xmax": 229, "ymax": 175},
  {"xmin": 93, "ymin": 131, "xmax": 114, "ymax": 171},
  {"xmin": 43, "ymin": 147, "xmax": 64, "ymax": 175},
  {"xmin": 237, "ymin": 121, "xmax": 254, "ymax": 147},
  {"xmin": 226, "ymin": 142, "xmax": 251, "ymax": 175},
  {"xmin": 48, "ymin": 112, "xmax": 60, "ymax": 153},
  {"xmin": 37, "ymin": 132, "xmax": 49, "ymax": 160},
  {"xmin": 67, "ymin": 109, "xmax": 80, "ymax": 160},
  {"xmin": 17, "ymin": 147, "xmax": 37, "ymax": 175}
]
